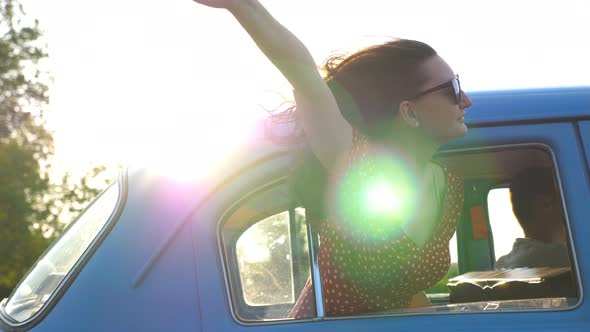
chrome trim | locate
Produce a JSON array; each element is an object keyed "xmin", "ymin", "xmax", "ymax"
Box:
[{"xmin": 306, "ymin": 223, "xmax": 325, "ymax": 319}]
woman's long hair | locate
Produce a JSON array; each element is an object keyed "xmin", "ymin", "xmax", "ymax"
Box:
[{"xmin": 268, "ymin": 39, "xmax": 437, "ymax": 223}]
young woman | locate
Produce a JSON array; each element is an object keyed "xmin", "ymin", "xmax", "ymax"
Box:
[{"xmin": 191, "ymin": 0, "xmax": 473, "ymax": 317}]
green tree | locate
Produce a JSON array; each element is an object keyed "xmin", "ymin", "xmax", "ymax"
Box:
[
  {"xmin": 0, "ymin": 0, "xmax": 111, "ymax": 299},
  {"xmin": 0, "ymin": 0, "xmax": 51, "ymax": 299}
]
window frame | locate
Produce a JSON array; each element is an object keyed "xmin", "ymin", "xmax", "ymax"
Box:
[
  {"xmin": 216, "ymin": 143, "xmax": 583, "ymax": 327},
  {"xmin": 218, "ymin": 177, "xmax": 321, "ymax": 323},
  {"xmin": 0, "ymin": 169, "xmax": 128, "ymax": 330},
  {"xmin": 440, "ymin": 143, "xmax": 581, "ymax": 308}
]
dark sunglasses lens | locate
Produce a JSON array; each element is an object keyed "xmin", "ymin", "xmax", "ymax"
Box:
[{"xmin": 452, "ymin": 78, "xmax": 461, "ymax": 104}]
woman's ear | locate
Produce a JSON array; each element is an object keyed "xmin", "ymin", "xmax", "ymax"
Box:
[{"xmin": 398, "ymin": 101, "xmax": 420, "ymax": 128}]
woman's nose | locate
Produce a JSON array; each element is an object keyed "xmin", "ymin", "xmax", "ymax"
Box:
[{"xmin": 460, "ymin": 90, "xmax": 473, "ymax": 109}]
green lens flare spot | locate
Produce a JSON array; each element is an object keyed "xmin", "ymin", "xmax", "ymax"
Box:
[
  {"xmin": 365, "ymin": 180, "xmax": 401, "ymax": 215},
  {"xmin": 333, "ymin": 151, "xmax": 419, "ymax": 243}
]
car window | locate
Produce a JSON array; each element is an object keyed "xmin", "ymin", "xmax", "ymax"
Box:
[
  {"xmin": 442, "ymin": 148, "xmax": 577, "ymax": 310},
  {"xmin": 222, "ymin": 182, "xmax": 311, "ymax": 321},
  {"xmin": 221, "ymin": 147, "xmax": 579, "ymax": 324},
  {"xmin": 3, "ymin": 180, "xmax": 121, "ymax": 323},
  {"xmin": 236, "ymin": 210, "xmax": 308, "ymax": 306},
  {"xmin": 487, "ymin": 166, "xmax": 571, "ymax": 271},
  {"xmin": 488, "ymin": 187, "xmax": 525, "ymax": 261}
]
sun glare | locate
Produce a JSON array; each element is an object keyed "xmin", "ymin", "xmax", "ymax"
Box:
[{"xmin": 124, "ymin": 111, "xmax": 265, "ymax": 181}]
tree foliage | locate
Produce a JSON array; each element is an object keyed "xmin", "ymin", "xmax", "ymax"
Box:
[
  {"xmin": 0, "ymin": 0, "xmax": 47, "ymax": 140},
  {"xmin": 0, "ymin": 0, "xmax": 111, "ymax": 299}
]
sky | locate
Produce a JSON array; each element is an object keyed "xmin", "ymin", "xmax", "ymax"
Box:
[
  {"xmin": 20, "ymin": 0, "xmax": 589, "ymax": 257},
  {"xmin": 21, "ymin": 0, "xmax": 590, "ymax": 170}
]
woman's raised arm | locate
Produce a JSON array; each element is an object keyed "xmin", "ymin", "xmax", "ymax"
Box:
[{"xmin": 192, "ymin": 0, "xmax": 353, "ymax": 169}]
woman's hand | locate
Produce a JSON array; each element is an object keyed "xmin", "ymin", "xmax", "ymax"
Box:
[{"xmin": 191, "ymin": 0, "xmax": 236, "ymax": 9}]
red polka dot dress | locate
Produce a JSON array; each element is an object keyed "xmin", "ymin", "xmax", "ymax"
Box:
[{"xmin": 289, "ymin": 130, "xmax": 464, "ymax": 318}]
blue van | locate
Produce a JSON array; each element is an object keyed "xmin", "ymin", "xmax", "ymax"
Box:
[{"xmin": 1, "ymin": 87, "xmax": 589, "ymax": 331}]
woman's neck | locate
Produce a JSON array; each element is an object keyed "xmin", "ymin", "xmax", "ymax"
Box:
[{"xmin": 384, "ymin": 126, "xmax": 440, "ymax": 176}]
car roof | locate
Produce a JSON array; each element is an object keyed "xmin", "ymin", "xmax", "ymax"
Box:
[{"xmin": 465, "ymin": 86, "xmax": 590, "ymax": 127}]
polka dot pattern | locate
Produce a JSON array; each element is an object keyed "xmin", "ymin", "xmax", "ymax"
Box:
[{"xmin": 289, "ymin": 130, "xmax": 464, "ymax": 318}]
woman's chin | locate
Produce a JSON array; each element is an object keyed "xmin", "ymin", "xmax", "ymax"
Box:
[
  {"xmin": 438, "ymin": 124, "xmax": 468, "ymax": 144},
  {"xmin": 457, "ymin": 123, "xmax": 468, "ymax": 137}
]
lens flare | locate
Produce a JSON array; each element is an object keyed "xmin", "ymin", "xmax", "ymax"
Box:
[
  {"xmin": 329, "ymin": 150, "xmax": 419, "ymax": 244},
  {"xmin": 365, "ymin": 179, "xmax": 405, "ymax": 216}
]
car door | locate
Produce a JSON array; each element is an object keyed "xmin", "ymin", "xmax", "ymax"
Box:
[
  {"xmin": 578, "ymin": 121, "xmax": 590, "ymax": 173},
  {"xmin": 192, "ymin": 121, "xmax": 589, "ymax": 332}
]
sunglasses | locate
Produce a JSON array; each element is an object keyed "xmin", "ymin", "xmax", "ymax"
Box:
[{"xmin": 411, "ymin": 74, "xmax": 462, "ymax": 105}]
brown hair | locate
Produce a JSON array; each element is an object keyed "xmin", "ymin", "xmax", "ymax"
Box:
[
  {"xmin": 270, "ymin": 39, "xmax": 438, "ymax": 221},
  {"xmin": 323, "ymin": 39, "xmax": 437, "ymax": 140}
]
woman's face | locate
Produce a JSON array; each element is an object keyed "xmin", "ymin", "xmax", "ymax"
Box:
[{"xmin": 411, "ymin": 55, "xmax": 473, "ymax": 143}]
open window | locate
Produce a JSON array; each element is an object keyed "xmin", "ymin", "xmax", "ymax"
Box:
[
  {"xmin": 439, "ymin": 146, "xmax": 578, "ymax": 309},
  {"xmin": 487, "ymin": 188, "xmax": 524, "ymax": 262},
  {"xmin": 220, "ymin": 181, "xmax": 312, "ymax": 321},
  {"xmin": 220, "ymin": 145, "xmax": 579, "ymax": 323}
]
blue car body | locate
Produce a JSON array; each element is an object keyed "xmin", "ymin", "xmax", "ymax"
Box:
[{"xmin": 1, "ymin": 87, "xmax": 589, "ymax": 331}]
